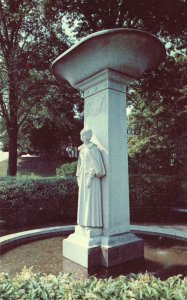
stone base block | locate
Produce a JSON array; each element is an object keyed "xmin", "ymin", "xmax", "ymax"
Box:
[
  {"xmin": 63, "ymin": 231, "xmax": 144, "ymax": 269},
  {"xmin": 63, "ymin": 238, "xmax": 102, "ymax": 268},
  {"xmin": 101, "ymin": 238, "xmax": 144, "ymax": 267}
]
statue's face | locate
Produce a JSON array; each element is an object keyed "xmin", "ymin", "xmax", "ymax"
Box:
[{"xmin": 80, "ymin": 131, "xmax": 91, "ymax": 143}]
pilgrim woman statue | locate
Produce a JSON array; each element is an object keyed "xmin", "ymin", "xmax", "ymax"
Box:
[{"xmin": 76, "ymin": 129, "xmax": 105, "ymax": 227}]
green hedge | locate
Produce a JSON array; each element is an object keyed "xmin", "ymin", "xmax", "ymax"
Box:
[
  {"xmin": 129, "ymin": 174, "xmax": 182, "ymax": 223},
  {"xmin": 0, "ymin": 177, "xmax": 78, "ymax": 231},
  {"xmin": 56, "ymin": 162, "xmax": 181, "ymax": 208},
  {"xmin": 129, "ymin": 174, "xmax": 181, "ymax": 207},
  {"xmin": 0, "ymin": 172, "xmax": 183, "ymax": 232},
  {"xmin": 0, "ymin": 268, "xmax": 186, "ymax": 299},
  {"xmin": 56, "ymin": 161, "xmax": 77, "ymax": 177}
]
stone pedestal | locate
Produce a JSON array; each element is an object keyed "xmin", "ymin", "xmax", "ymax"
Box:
[
  {"xmin": 64, "ymin": 227, "xmax": 143, "ymax": 268},
  {"xmin": 78, "ymin": 69, "xmax": 131, "ymax": 235},
  {"xmin": 63, "ymin": 226, "xmax": 102, "ymax": 268},
  {"xmin": 101, "ymin": 235, "xmax": 144, "ymax": 267},
  {"xmin": 52, "ymin": 29, "xmax": 165, "ymax": 269},
  {"xmin": 63, "ymin": 68, "xmax": 144, "ymax": 268}
]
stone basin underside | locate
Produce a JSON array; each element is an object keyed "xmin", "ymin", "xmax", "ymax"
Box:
[{"xmin": 52, "ymin": 29, "xmax": 165, "ymax": 86}]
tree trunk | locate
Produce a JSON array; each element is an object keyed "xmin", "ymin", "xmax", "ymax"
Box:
[
  {"xmin": 7, "ymin": 68, "xmax": 19, "ymax": 176},
  {"xmin": 7, "ymin": 127, "xmax": 18, "ymax": 176}
]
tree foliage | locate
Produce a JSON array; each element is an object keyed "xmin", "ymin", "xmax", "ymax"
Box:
[
  {"xmin": 45, "ymin": 0, "xmax": 187, "ymax": 43},
  {"xmin": 45, "ymin": 0, "xmax": 187, "ymax": 175},
  {"xmin": 0, "ymin": 0, "xmax": 186, "ymax": 175},
  {"xmin": 0, "ymin": 0, "xmax": 82, "ymax": 175},
  {"xmin": 128, "ymin": 54, "xmax": 187, "ymax": 174},
  {"xmin": 19, "ymin": 81, "xmax": 83, "ymax": 157}
]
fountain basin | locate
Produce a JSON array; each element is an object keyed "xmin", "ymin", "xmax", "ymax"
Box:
[
  {"xmin": 1, "ymin": 230, "xmax": 187, "ymax": 280},
  {"xmin": 52, "ymin": 28, "xmax": 165, "ymax": 86}
]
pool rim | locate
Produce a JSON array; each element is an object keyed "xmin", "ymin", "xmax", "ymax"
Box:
[{"xmin": 0, "ymin": 224, "xmax": 187, "ymax": 254}]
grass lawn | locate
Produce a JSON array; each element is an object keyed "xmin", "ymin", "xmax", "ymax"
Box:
[
  {"xmin": 0, "ymin": 155, "xmax": 74, "ymax": 178},
  {"xmin": 17, "ymin": 157, "xmax": 62, "ymax": 177},
  {"xmin": 0, "ymin": 160, "xmax": 8, "ymax": 176}
]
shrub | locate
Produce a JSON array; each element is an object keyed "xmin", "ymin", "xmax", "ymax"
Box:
[
  {"xmin": 0, "ymin": 173, "xmax": 183, "ymax": 232},
  {"xmin": 56, "ymin": 161, "xmax": 77, "ymax": 177},
  {"xmin": 129, "ymin": 174, "xmax": 180, "ymax": 207},
  {"xmin": 0, "ymin": 268, "xmax": 187, "ymax": 299},
  {"xmin": 0, "ymin": 177, "xmax": 78, "ymax": 231},
  {"xmin": 129, "ymin": 174, "xmax": 182, "ymax": 223}
]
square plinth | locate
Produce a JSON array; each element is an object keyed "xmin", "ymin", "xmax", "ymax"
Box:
[
  {"xmin": 63, "ymin": 238, "xmax": 102, "ymax": 268},
  {"xmin": 101, "ymin": 239, "xmax": 144, "ymax": 267},
  {"xmin": 63, "ymin": 231, "xmax": 144, "ymax": 269}
]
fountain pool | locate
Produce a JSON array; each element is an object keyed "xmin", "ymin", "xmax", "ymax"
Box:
[{"xmin": 1, "ymin": 234, "xmax": 187, "ymax": 280}]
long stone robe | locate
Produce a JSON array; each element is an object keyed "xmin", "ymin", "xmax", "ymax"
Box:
[{"xmin": 76, "ymin": 142, "xmax": 105, "ymax": 227}]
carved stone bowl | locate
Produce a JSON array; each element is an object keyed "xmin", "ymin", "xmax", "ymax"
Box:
[{"xmin": 52, "ymin": 28, "xmax": 165, "ymax": 86}]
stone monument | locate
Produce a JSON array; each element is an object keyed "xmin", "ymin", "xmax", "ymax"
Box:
[{"xmin": 52, "ymin": 29, "xmax": 165, "ymax": 268}]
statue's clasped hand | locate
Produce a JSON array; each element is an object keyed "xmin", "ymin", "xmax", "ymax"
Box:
[
  {"xmin": 86, "ymin": 178, "xmax": 91, "ymax": 188},
  {"xmin": 87, "ymin": 170, "xmax": 95, "ymax": 188},
  {"xmin": 86, "ymin": 175, "xmax": 93, "ymax": 188}
]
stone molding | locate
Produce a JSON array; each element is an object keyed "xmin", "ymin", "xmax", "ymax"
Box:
[{"xmin": 76, "ymin": 68, "xmax": 131, "ymax": 97}]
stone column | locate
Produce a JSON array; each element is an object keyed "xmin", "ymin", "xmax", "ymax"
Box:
[
  {"xmin": 77, "ymin": 69, "xmax": 131, "ymax": 235},
  {"xmin": 52, "ymin": 28, "xmax": 165, "ymax": 269},
  {"xmin": 63, "ymin": 68, "xmax": 143, "ymax": 268}
]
